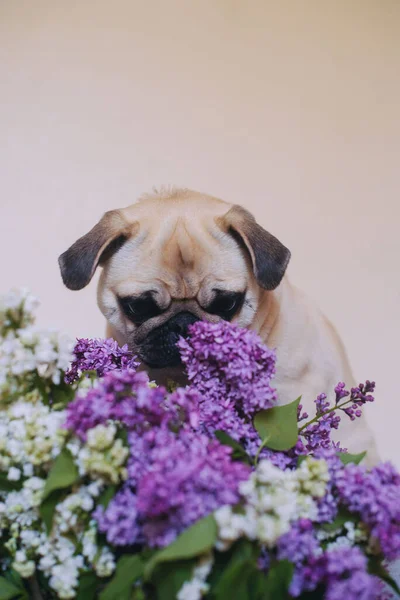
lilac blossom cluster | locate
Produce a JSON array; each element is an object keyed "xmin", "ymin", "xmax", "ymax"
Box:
[
  {"xmin": 62, "ymin": 319, "xmax": 400, "ymax": 598},
  {"xmin": 275, "ymin": 450, "xmax": 400, "ymax": 597},
  {"xmin": 65, "ymin": 337, "xmax": 138, "ymax": 383},
  {"xmin": 178, "ymin": 320, "xmax": 277, "ymax": 456},
  {"xmin": 65, "ymin": 369, "xmax": 199, "ymax": 440},
  {"xmin": 290, "ymin": 545, "xmax": 382, "ymax": 599},
  {"xmin": 3, "ymin": 288, "xmax": 400, "ymax": 599},
  {"xmin": 66, "ymin": 368, "xmax": 250, "ymax": 548},
  {"xmin": 276, "ymin": 520, "xmax": 380, "ymax": 598},
  {"xmin": 335, "ymin": 380, "xmax": 376, "ymax": 420},
  {"xmin": 297, "ymin": 380, "xmax": 376, "ymax": 457},
  {"xmin": 336, "ymin": 461, "xmax": 400, "ymax": 560}
]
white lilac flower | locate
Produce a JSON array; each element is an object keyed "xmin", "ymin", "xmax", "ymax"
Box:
[
  {"xmin": 38, "ymin": 533, "xmax": 84, "ymax": 598},
  {"xmin": 0, "ymin": 288, "xmax": 39, "ymax": 335},
  {"xmin": 177, "ymin": 555, "xmax": 213, "ymax": 600},
  {"xmin": 215, "ymin": 457, "xmax": 329, "ymax": 550},
  {"xmin": 86, "ymin": 423, "xmax": 117, "ymax": 450},
  {"xmin": 12, "ymin": 548, "xmax": 36, "ymax": 578},
  {"xmin": 48, "ymin": 556, "xmax": 84, "ymax": 599},
  {"xmin": 323, "ymin": 520, "xmax": 368, "ymax": 551},
  {"xmin": 95, "ymin": 547, "xmax": 116, "ymax": 578},
  {"xmin": 0, "ymin": 400, "xmax": 66, "ymax": 471},
  {"xmin": 76, "ymin": 424, "xmax": 129, "ymax": 484},
  {"xmin": 7, "ymin": 466, "xmax": 21, "ymax": 481},
  {"xmin": 0, "ymin": 293, "xmax": 74, "ymax": 401},
  {"xmin": 82, "ymin": 525, "xmax": 98, "ymax": 562},
  {"xmin": 55, "ymin": 486, "xmax": 95, "ymax": 534},
  {"xmin": 3, "ymin": 481, "xmax": 43, "ymax": 528}
]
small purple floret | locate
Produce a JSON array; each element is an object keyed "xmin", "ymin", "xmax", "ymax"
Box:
[{"xmin": 65, "ymin": 337, "xmax": 138, "ymax": 383}]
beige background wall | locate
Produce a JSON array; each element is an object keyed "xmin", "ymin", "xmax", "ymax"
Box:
[{"xmin": 1, "ymin": 0, "xmax": 399, "ymax": 465}]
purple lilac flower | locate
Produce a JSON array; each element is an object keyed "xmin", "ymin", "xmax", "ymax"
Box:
[
  {"xmin": 95, "ymin": 487, "xmax": 141, "ymax": 546},
  {"xmin": 323, "ymin": 547, "xmax": 381, "ymax": 600},
  {"xmin": 96, "ymin": 425, "xmax": 250, "ymax": 548},
  {"xmin": 341, "ymin": 380, "xmax": 375, "ymax": 421},
  {"xmin": 297, "ymin": 380, "xmax": 376, "ymax": 456},
  {"xmin": 67, "ymin": 362, "xmax": 250, "ymax": 549},
  {"xmin": 291, "ymin": 547, "xmax": 381, "ymax": 599},
  {"xmin": 65, "ymin": 337, "xmax": 139, "ymax": 383},
  {"xmin": 299, "ymin": 393, "xmax": 342, "ymax": 453},
  {"xmin": 313, "ymin": 448, "xmax": 343, "ymax": 523},
  {"xmin": 277, "ymin": 519, "xmax": 320, "ymax": 566},
  {"xmin": 136, "ymin": 429, "xmax": 251, "ymax": 547},
  {"xmin": 64, "ymin": 370, "xmax": 199, "ymax": 440},
  {"xmin": 178, "ymin": 320, "xmax": 277, "ymax": 455},
  {"xmin": 127, "ymin": 425, "xmax": 175, "ymax": 487},
  {"xmin": 335, "ymin": 461, "xmax": 400, "ymax": 560}
]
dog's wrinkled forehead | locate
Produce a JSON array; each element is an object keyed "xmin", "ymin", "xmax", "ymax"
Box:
[{"xmin": 105, "ymin": 198, "xmax": 248, "ymax": 300}]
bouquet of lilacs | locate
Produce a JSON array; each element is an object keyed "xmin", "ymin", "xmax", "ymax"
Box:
[{"xmin": 0, "ymin": 289, "xmax": 399, "ymax": 600}]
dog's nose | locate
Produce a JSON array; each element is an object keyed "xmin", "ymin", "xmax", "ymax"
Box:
[{"xmin": 167, "ymin": 311, "xmax": 199, "ymax": 338}]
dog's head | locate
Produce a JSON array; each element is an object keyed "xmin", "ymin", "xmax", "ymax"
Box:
[{"xmin": 59, "ymin": 188, "xmax": 290, "ymax": 369}]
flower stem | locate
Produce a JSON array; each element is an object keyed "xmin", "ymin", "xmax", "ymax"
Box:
[
  {"xmin": 254, "ymin": 435, "xmax": 271, "ymax": 465},
  {"xmin": 298, "ymin": 398, "xmax": 354, "ymax": 434},
  {"xmin": 28, "ymin": 575, "xmax": 44, "ymax": 600}
]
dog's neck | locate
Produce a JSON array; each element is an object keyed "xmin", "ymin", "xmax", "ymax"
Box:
[{"xmin": 251, "ymin": 283, "xmax": 283, "ymax": 344}]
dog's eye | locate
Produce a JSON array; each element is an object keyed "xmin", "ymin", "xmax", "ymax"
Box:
[
  {"xmin": 118, "ymin": 293, "xmax": 163, "ymax": 325},
  {"xmin": 206, "ymin": 291, "xmax": 245, "ymax": 320}
]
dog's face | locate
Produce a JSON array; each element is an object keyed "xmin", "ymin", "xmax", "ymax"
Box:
[{"xmin": 59, "ymin": 189, "xmax": 290, "ymax": 369}]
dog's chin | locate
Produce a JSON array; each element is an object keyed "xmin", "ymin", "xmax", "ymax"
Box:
[
  {"xmin": 138, "ymin": 348, "xmax": 182, "ymax": 370},
  {"xmin": 137, "ymin": 361, "xmax": 188, "ymax": 387}
]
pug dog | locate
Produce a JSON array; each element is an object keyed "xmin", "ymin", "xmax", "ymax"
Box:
[{"xmin": 59, "ymin": 187, "xmax": 379, "ymax": 464}]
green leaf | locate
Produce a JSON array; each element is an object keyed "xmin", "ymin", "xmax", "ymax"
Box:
[
  {"xmin": 40, "ymin": 489, "xmax": 64, "ymax": 533},
  {"xmin": 247, "ymin": 569, "xmax": 269, "ymax": 600},
  {"xmin": 0, "ymin": 473, "xmax": 22, "ymax": 492},
  {"xmin": 98, "ymin": 485, "xmax": 117, "ymax": 509},
  {"xmin": 152, "ymin": 560, "xmax": 195, "ymax": 600},
  {"xmin": 0, "ymin": 576, "xmax": 23, "ymax": 600},
  {"xmin": 131, "ymin": 588, "xmax": 146, "ymax": 600},
  {"xmin": 51, "ymin": 384, "xmax": 75, "ymax": 408},
  {"xmin": 254, "ymin": 397, "xmax": 301, "ymax": 452},
  {"xmin": 76, "ymin": 572, "xmax": 98, "ymax": 600},
  {"xmin": 338, "ymin": 451, "xmax": 366, "ymax": 465},
  {"xmin": 40, "ymin": 448, "xmax": 79, "ymax": 532},
  {"xmin": 99, "ymin": 555, "xmax": 144, "ymax": 600},
  {"xmin": 42, "ymin": 448, "xmax": 78, "ymax": 501},
  {"xmin": 264, "ymin": 560, "xmax": 294, "ymax": 600},
  {"xmin": 213, "ymin": 540, "xmax": 257, "ymax": 599},
  {"xmin": 145, "ymin": 514, "xmax": 217, "ymax": 579},
  {"xmin": 214, "ymin": 431, "xmax": 252, "ymax": 464},
  {"xmin": 368, "ymin": 557, "xmax": 400, "ymax": 597},
  {"xmin": 3, "ymin": 572, "xmax": 23, "ymax": 592}
]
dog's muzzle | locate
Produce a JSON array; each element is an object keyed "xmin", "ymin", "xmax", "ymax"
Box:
[{"xmin": 138, "ymin": 311, "xmax": 199, "ymax": 368}]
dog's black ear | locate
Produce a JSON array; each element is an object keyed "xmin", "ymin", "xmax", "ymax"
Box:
[
  {"xmin": 58, "ymin": 210, "xmax": 136, "ymax": 290},
  {"xmin": 220, "ymin": 205, "xmax": 291, "ymax": 290}
]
